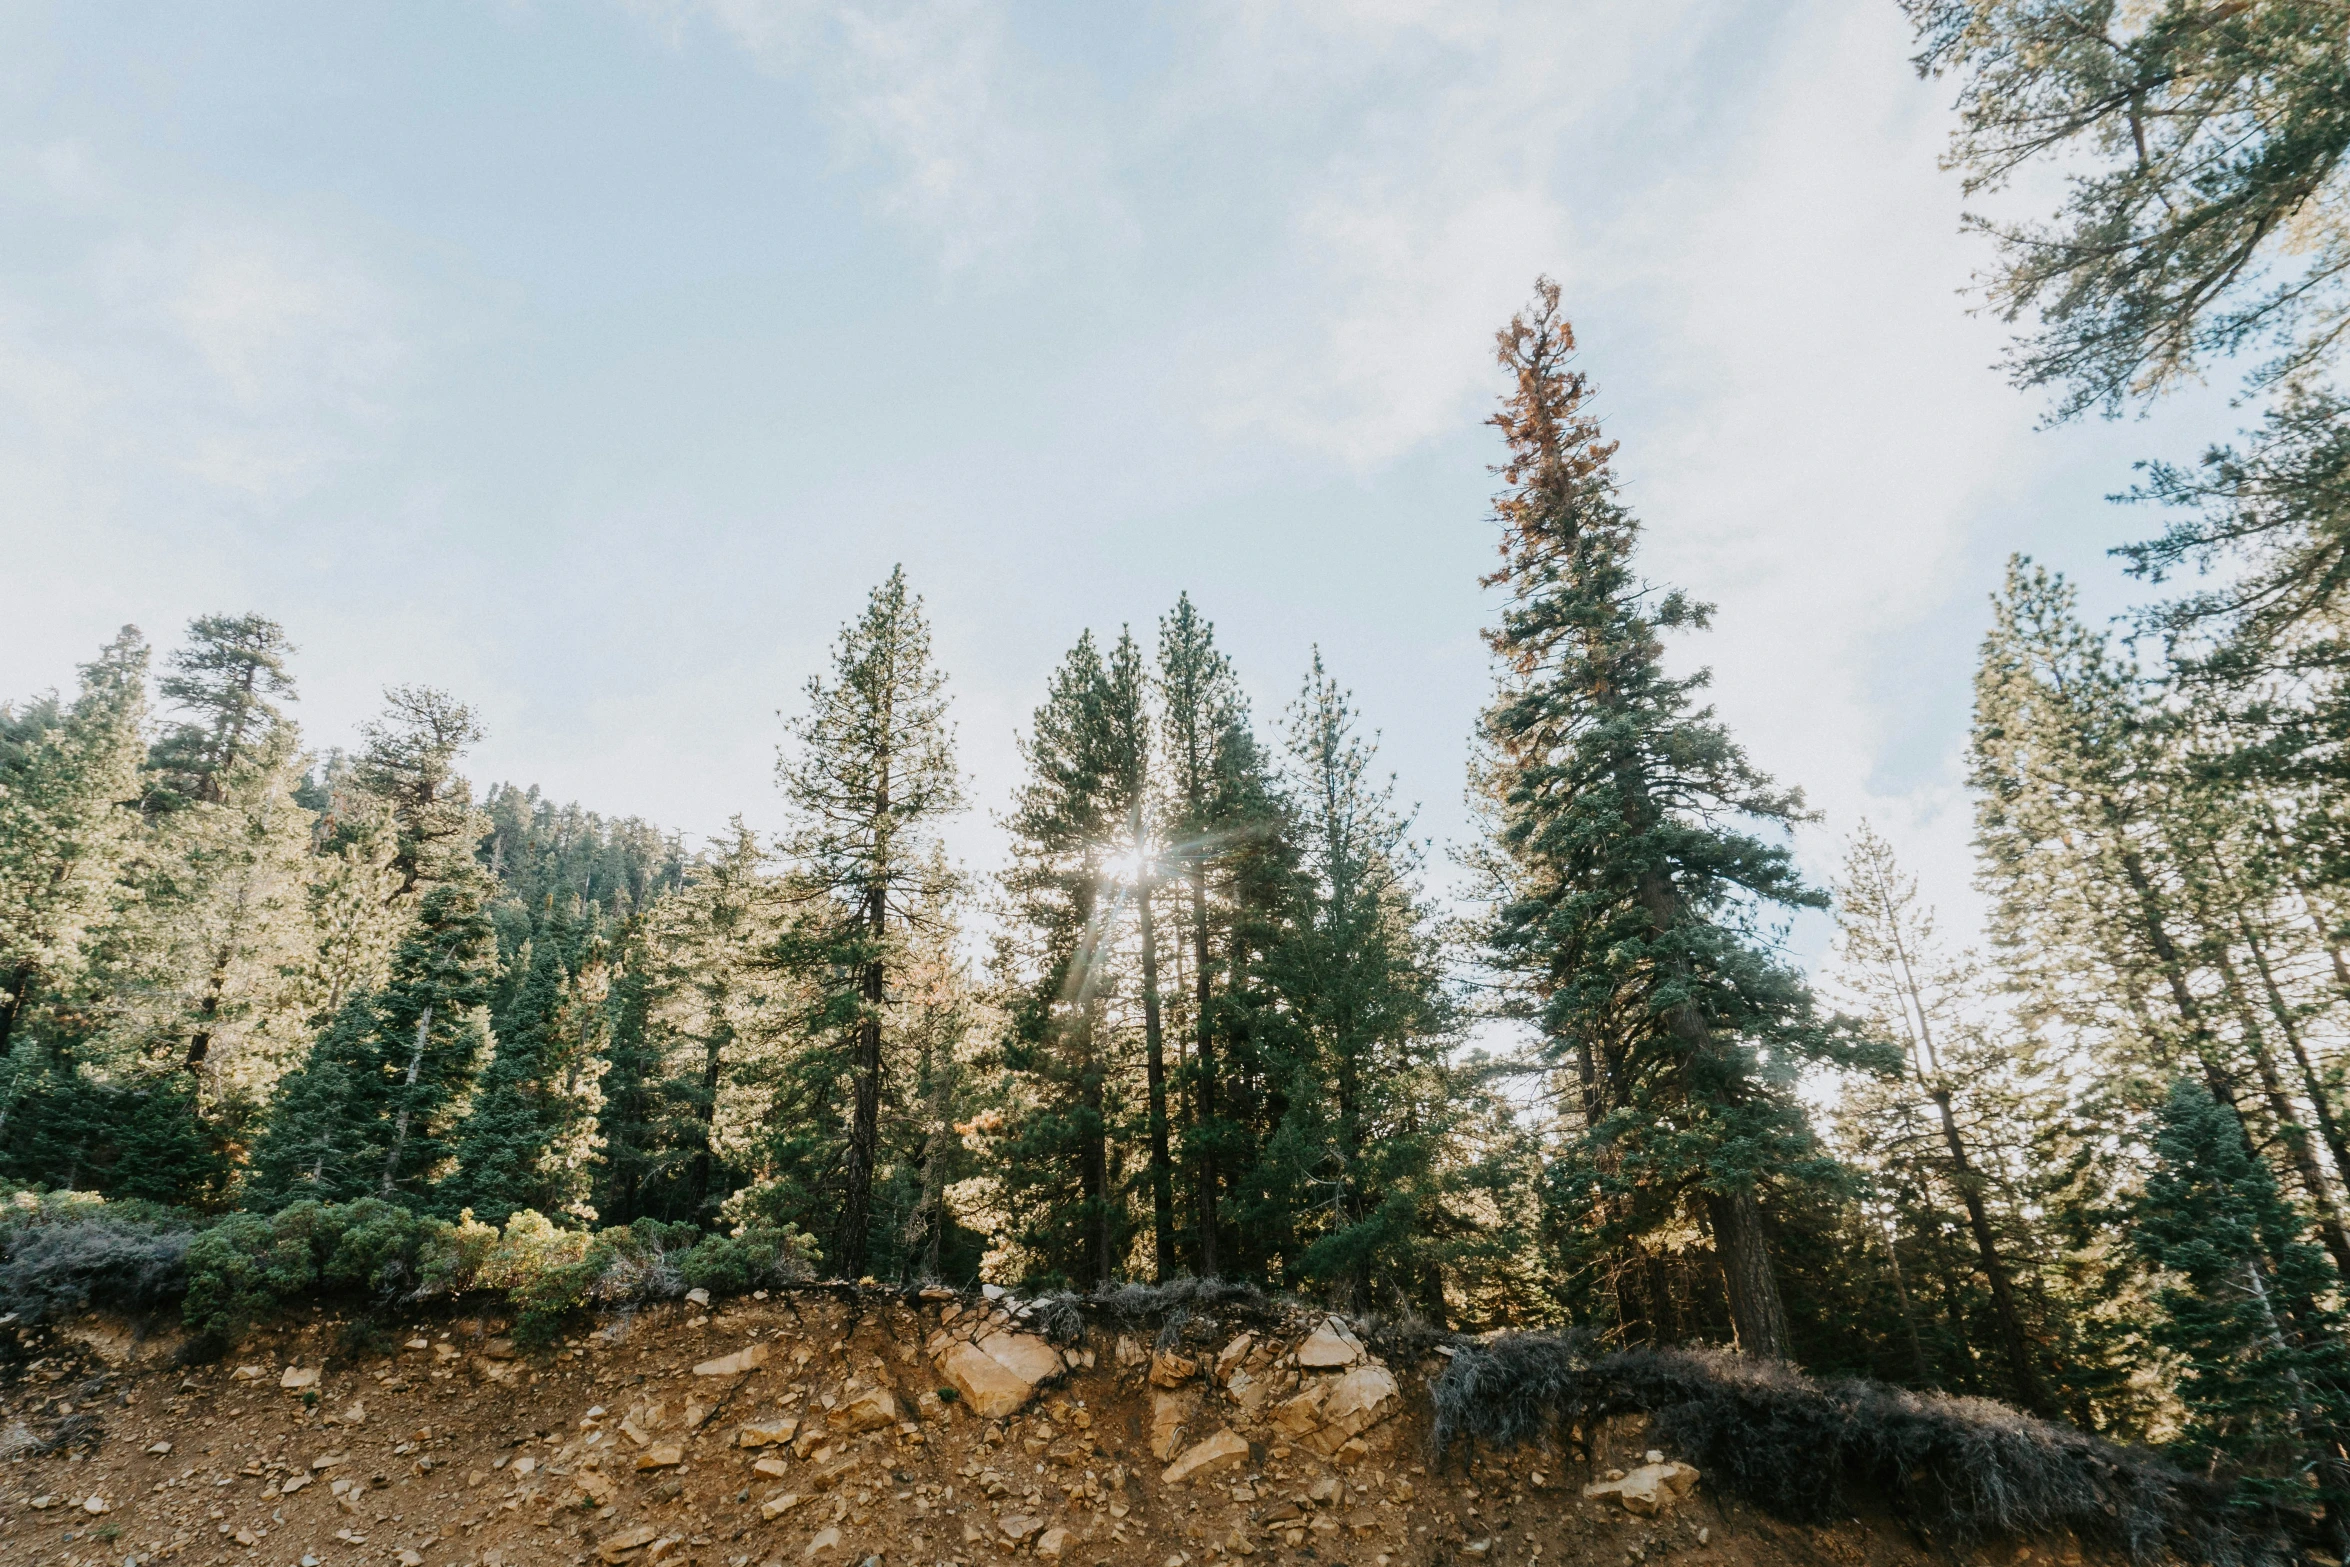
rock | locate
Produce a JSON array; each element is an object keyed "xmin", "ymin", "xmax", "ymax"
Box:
[
  {"xmin": 998, "ymin": 1514, "xmax": 1042, "ymax": 1542},
  {"xmin": 234, "ymin": 1528, "xmax": 260, "ymax": 1547},
  {"xmin": 1295, "ymin": 1318, "xmax": 1362, "ymax": 1368},
  {"xmin": 802, "ymin": 1526, "xmax": 843, "ymax": 1557},
  {"xmin": 1227, "ymin": 1369, "xmax": 1270, "ymax": 1414},
  {"xmin": 231, "ymin": 1365, "xmax": 265, "ymax": 1381},
  {"xmin": 599, "ymin": 1525, "xmax": 659, "ymax": 1561},
  {"xmin": 1270, "ymin": 1382, "xmax": 1328, "ymax": 1438},
  {"xmin": 837, "ymin": 1387, "xmax": 898, "ymax": 1431},
  {"xmin": 280, "ymin": 1365, "xmax": 321, "ymax": 1390},
  {"xmin": 1301, "ymin": 1364, "xmax": 1400, "ymax": 1455},
  {"xmin": 754, "ymin": 1457, "xmax": 791, "ymax": 1478},
  {"xmin": 1162, "ymin": 1427, "xmax": 1251, "ymax": 1486},
  {"xmin": 1150, "ymin": 1387, "xmax": 1200, "ymax": 1461},
  {"xmin": 574, "ymin": 1471, "xmax": 617, "ymax": 1507},
  {"xmin": 915, "ymin": 1390, "xmax": 953, "ymax": 1423},
  {"xmin": 919, "ymin": 1285, "xmax": 956, "ymax": 1301},
  {"xmin": 81, "ymin": 1495, "xmax": 110, "ymax": 1514},
  {"xmin": 1150, "ymin": 1349, "xmax": 1199, "ymax": 1387},
  {"xmin": 620, "ymin": 1417, "xmax": 653, "ymax": 1446},
  {"xmin": 1582, "ymin": 1460, "xmax": 1700, "ymax": 1516},
  {"xmin": 336, "ymin": 1399, "xmax": 367, "ymax": 1425},
  {"xmin": 398, "ymin": 1552, "xmax": 426, "ymax": 1567},
  {"xmin": 760, "ymin": 1490, "xmax": 805, "ymax": 1520},
  {"xmin": 682, "ymin": 1400, "xmax": 711, "ymax": 1429},
  {"xmin": 1215, "ymin": 1334, "xmax": 1254, "ymax": 1383},
  {"xmin": 739, "ymin": 1418, "xmax": 799, "ymax": 1448},
  {"xmin": 513, "ymin": 1457, "xmax": 536, "ymax": 1476},
  {"xmin": 685, "ymin": 1288, "xmax": 711, "ymax": 1306},
  {"xmin": 1344, "ymin": 1508, "xmax": 1382, "ymax": 1535},
  {"xmin": 1036, "ymin": 1525, "xmax": 1072, "ymax": 1559},
  {"xmin": 694, "ymin": 1344, "xmax": 771, "ymax": 1376},
  {"xmin": 311, "ymin": 1452, "xmax": 347, "ymax": 1470},
  {"xmin": 146, "ymin": 1441, "xmax": 171, "ymax": 1454},
  {"xmin": 1115, "ymin": 1335, "xmax": 1147, "ymax": 1368},
  {"xmin": 933, "ymin": 1329, "xmax": 1061, "ymax": 1418},
  {"xmin": 1307, "ymin": 1476, "xmax": 1341, "ymax": 1504},
  {"xmin": 278, "ymin": 1473, "xmax": 312, "ymax": 1495},
  {"xmin": 636, "ymin": 1444, "xmax": 684, "ymax": 1470}
]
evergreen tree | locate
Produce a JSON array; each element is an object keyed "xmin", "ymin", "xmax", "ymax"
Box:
[
  {"xmin": 243, "ymin": 1000, "xmax": 378, "ymax": 1207},
  {"xmin": 147, "ymin": 613, "xmax": 296, "ymax": 810},
  {"xmin": 1267, "ymin": 652, "xmax": 1458, "ymax": 1313},
  {"xmin": 998, "ymin": 632, "xmax": 1125, "ymax": 1287},
  {"xmin": 353, "ymin": 686, "xmax": 489, "ymax": 896},
  {"xmin": 775, "ymin": 568, "xmax": 962, "ymax": 1278},
  {"xmin": 1476, "ymin": 279, "xmax": 1842, "ymax": 1359},
  {"xmin": 443, "ymin": 913, "xmax": 609, "ymax": 1224},
  {"xmin": 1831, "ymin": 822, "xmax": 2048, "ymax": 1410},
  {"xmin": 0, "ymin": 627, "xmax": 149, "ymax": 1060},
  {"xmin": 1907, "ymin": 0, "xmax": 2350, "ymax": 418},
  {"xmin": 2138, "ymin": 1078, "xmax": 2350, "ymax": 1542},
  {"xmin": 1156, "ymin": 594, "xmax": 1287, "ymax": 1277}
]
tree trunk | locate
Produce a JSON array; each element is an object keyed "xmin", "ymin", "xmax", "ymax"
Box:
[
  {"xmin": 1188, "ymin": 866, "xmax": 1220, "ymax": 1278},
  {"xmin": 1635, "ymin": 864, "xmax": 1790, "ymax": 1359},
  {"xmin": 382, "ymin": 1002, "xmax": 432, "ymax": 1197},
  {"xmin": 2241, "ymin": 912, "xmax": 2350, "ymax": 1186},
  {"xmin": 1878, "ymin": 1216, "xmax": 1929, "ymax": 1383},
  {"xmin": 1703, "ymin": 1188, "xmax": 1791, "ymax": 1360},
  {"xmin": 1928, "ymin": 1089, "xmax": 2049, "ymax": 1412},
  {"xmin": 1138, "ymin": 871, "xmax": 1177, "ymax": 1282},
  {"xmin": 2217, "ymin": 948, "xmax": 2350, "ymax": 1279},
  {"xmin": 840, "ymin": 888, "xmax": 887, "ymax": 1280},
  {"xmin": 0, "ymin": 964, "xmax": 31, "ymax": 1055}
]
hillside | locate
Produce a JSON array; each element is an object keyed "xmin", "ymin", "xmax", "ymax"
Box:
[{"xmin": 1, "ymin": 1291, "xmax": 2117, "ymax": 1567}]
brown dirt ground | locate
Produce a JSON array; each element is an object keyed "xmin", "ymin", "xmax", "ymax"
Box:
[{"xmin": 0, "ymin": 1296, "xmax": 2096, "ymax": 1567}]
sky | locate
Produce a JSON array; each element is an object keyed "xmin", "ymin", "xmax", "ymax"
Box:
[{"xmin": 0, "ymin": 0, "xmax": 2253, "ymax": 962}]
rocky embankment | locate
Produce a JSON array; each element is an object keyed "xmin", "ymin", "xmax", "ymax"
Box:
[{"xmin": 1, "ymin": 1290, "xmax": 2084, "ymax": 1567}]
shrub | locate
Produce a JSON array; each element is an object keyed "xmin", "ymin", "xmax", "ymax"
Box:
[
  {"xmin": 1431, "ymin": 1335, "xmax": 2303, "ymax": 1567},
  {"xmin": 0, "ymin": 1188, "xmax": 194, "ymax": 1323}
]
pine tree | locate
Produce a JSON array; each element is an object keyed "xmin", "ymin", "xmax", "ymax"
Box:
[
  {"xmin": 775, "ymin": 568, "xmax": 962, "ymax": 1278},
  {"xmin": 1831, "ymin": 823, "xmax": 2048, "ymax": 1410},
  {"xmin": 999, "ymin": 632, "xmax": 1125, "ymax": 1287},
  {"xmin": 0, "ymin": 627, "xmax": 149, "ymax": 1061},
  {"xmin": 444, "ymin": 913, "xmax": 609, "ymax": 1224},
  {"xmin": 1100, "ymin": 630, "xmax": 1180, "ymax": 1280},
  {"xmin": 1156, "ymin": 595, "xmax": 1287, "ymax": 1278},
  {"xmin": 1269, "ymin": 651, "xmax": 1457, "ymax": 1313},
  {"xmin": 2138, "ymin": 1078, "xmax": 2350, "ymax": 1542},
  {"xmin": 147, "ymin": 613, "xmax": 296, "ymax": 810},
  {"xmin": 353, "ymin": 687, "xmax": 489, "ymax": 896},
  {"xmin": 244, "ymin": 1000, "xmax": 379, "ymax": 1206},
  {"xmin": 1476, "ymin": 280, "xmax": 1840, "ymax": 1360}
]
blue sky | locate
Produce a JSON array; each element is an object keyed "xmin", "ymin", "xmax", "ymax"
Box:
[{"xmin": 0, "ymin": 1, "xmax": 2248, "ymax": 951}]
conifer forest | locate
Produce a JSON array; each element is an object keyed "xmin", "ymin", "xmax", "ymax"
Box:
[{"xmin": 16, "ymin": 0, "xmax": 2350, "ymax": 1539}]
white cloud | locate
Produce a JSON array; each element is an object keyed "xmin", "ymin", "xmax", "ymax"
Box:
[{"xmin": 627, "ymin": 0, "xmax": 1120, "ymax": 270}]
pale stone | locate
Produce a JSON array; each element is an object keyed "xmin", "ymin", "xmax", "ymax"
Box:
[
  {"xmin": 81, "ymin": 1495, "xmax": 110, "ymax": 1514},
  {"xmin": 574, "ymin": 1471, "xmax": 617, "ymax": 1507},
  {"xmin": 1149, "ymin": 1349, "xmax": 1199, "ymax": 1388},
  {"xmin": 1036, "ymin": 1525, "xmax": 1072, "ymax": 1559},
  {"xmin": 1271, "ymin": 1383, "xmax": 1328, "ymax": 1438},
  {"xmin": 682, "ymin": 1401, "xmax": 711, "ymax": 1429},
  {"xmin": 694, "ymin": 1344, "xmax": 771, "ymax": 1376},
  {"xmin": 754, "ymin": 1458, "xmax": 791, "ymax": 1478},
  {"xmin": 280, "ymin": 1366, "xmax": 321, "ymax": 1390},
  {"xmin": 278, "ymin": 1473, "xmax": 311, "ymax": 1495},
  {"xmin": 147, "ymin": 1441, "xmax": 172, "ymax": 1455},
  {"xmin": 760, "ymin": 1491, "xmax": 805, "ymax": 1520},
  {"xmin": 1294, "ymin": 1319, "xmax": 1361, "ymax": 1368},
  {"xmin": 1302, "ymin": 1363, "xmax": 1401, "ymax": 1455},
  {"xmin": 739, "ymin": 1418, "xmax": 799, "ymax": 1448},
  {"xmin": 599, "ymin": 1525, "xmax": 658, "ymax": 1561},
  {"xmin": 837, "ymin": 1387, "xmax": 898, "ymax": 1431},
  {"xmin": 1227, "ymin": 1369, "xmax": 1270, "ymax": 1414},
  {"xmin": 802, "ymin": 1526, "xmax": 843, "ymax": 1557},
  {"xmin": 1115, "ymin": 1335, "xmax": 1147, "ymax": 1368},
  {"xmin": 231, "ymin": 1364, "xmax": 265, "ymax": 1381},
  {"xmin": 1161, "ymin": 1427, "xmax": 1251, "ymax": 1486},
  {"xmin": 399, "ymin": 1551, "xmax": 426, "ymax": 1566},
  {"xmin": 1581, "ymin": 1461, "xmax": 1699, "ymax": 1517},
  {"xmin": 933, "ymin": 1329, "xmax": 1061, "ymax": 1419},
  {"xmin": 1150, "ymin": 1387, "xmax": 1200, "ymax": 1461},
  {"xmin": 685, "ymin": 1288, "xmax": 711, "ymax": 1306},
  {"xmin": 635, "ymin": 1444, "xmax": 684, "ymax": 1470},
  {"xmin": 311, "ymin": 1452, "xmax": 347, "ymax": 1470},
  {"xmin": 999, "ymin": 1514, "xmax": 1042, "ymax": 1542},
  {"xmin": 1215, "ymin": 1334, "xmax": 1254, "ymax": 1383}
]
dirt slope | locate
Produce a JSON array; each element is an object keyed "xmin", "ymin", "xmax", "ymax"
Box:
[{"xmin": 1, "ymin": 1293, "xmax": 2086, "ymax": 1567}]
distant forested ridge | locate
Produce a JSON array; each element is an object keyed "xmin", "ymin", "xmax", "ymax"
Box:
[{"xmin": 12, "ymin": 250, "xmax": 2350, "ymax": 1528}]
